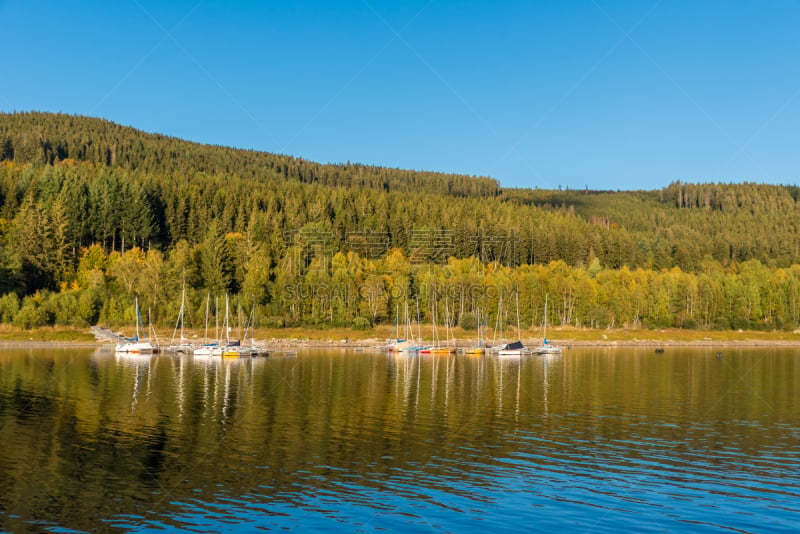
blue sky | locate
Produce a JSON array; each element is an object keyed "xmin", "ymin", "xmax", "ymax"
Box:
[{"xmin": 2, "ymin": 0, "xmax": 800, "ymax": 190}]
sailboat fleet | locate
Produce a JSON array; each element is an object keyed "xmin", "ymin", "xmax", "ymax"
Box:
[
  {"xmin": 115, "ymin": 292, "xmax": 270, "ymax": 358},
  {"xmin": 115, "ymin": 286, "xmax": 561, "ymax": 359},
  {"xmin": 387, "ymin": 293, "xmax": 562, "ymax": 357}
]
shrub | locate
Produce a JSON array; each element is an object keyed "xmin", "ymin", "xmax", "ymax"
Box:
[
  {"xmin": 50, "ymin": 292, "xmax": 83, "ymax": 327},
  {"xmin": 458, "ymin": 312, "xmax": 478, "ymax": 331},
  {"xmin": 713, "ymin": 317, "xmax": 731, "ymax": 331},
  {"xmin": 731, "ymin": 317, "xmax": 750, "ymax": 331},
  {"xmin": 352, "ymin": 317, "xmax": 372, "ymax": 330},
  {"xmin": 651, "ymin": 316, "xmax": 671, "ymax": 328},
  {"xmin": 0, "ymin": 293, "xmax": 20, "ymax": 324},
  {"xmin": 263, "ymin": 316, "xmax": 285, "ymax": 328},
  {"xmin": 78, "ymin": 290, "xmax": 103, "ymax": 325},
  {"xmin": 13, "ymin": 297, "xmax": 52, "ymax": 329}
]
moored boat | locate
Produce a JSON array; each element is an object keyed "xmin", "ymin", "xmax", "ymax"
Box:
[
  {"xmin": 496, "ymin": 339, "xmax": 532, "ymax": 356},
  {"xmin": 420, "ymin": 294, "xmax": 455, "ymax": 354},
  {"xmin": 116, "ymin": 298, "xmax": 155, "ymax": 354},
  {"xmin": 532, "ymin": 294, "xmax": 562, "ymax": 355},
  {"xmin": 165, "ymin": 282, "xmax": 194, "ymax": 354},
  {"xmin": 421, "ymin": 346, "xmax": 456, "ymax": 355},
  {"xmin": 464, "ymin": 309, "xmax": 486, "ymax": 355},
  {"xmin": 115, "ymin": 339, "xmax": 155, "ymax": 353},
  {"xmin": 495, "ymin": 294, "xmax": 531, "ymax": 356},
  {"xmin": 192, "ymin": 344, "xmax": 222, "ymax": 358}
]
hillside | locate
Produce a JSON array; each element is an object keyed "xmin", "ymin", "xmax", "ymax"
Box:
[
  {"xmin": 0, "ymin": 111, "xmax": 499, "ymax": 197},
  {"xmin": 3, "ymin": 112, "xmax": 799, "ymax": 273},
  {"xmin": 1, "ymin": 111, "xmax": 799, "ymax": 332}
]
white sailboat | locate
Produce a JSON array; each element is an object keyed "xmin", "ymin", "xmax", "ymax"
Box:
[
  {"xmin": 193, "ymin": 295, "xmax": 222, "ymax": 357},
  {"xmin": 239, "ymin": 303, "xmax": 268, "ymax": 356},
  {"xmin": 393, "ymin": 300, "xmax": 427, "ymax": 353},
  {"xmin": 534, "ymin": 293, "xmax": 562, "ymax": 355},
  {"xmin": 165, "ymin": 282, "xmax": 193, "ymax": 353},
  {"xmin": 386, "ymin": 305, "xmax": 408, "ymax": 351},
  {"xmin": 115, "ymin": 297, "xmax": 154, "ymax": 354},
  {"xmin": 497, "ymin": 292, "xmax": 532, "ymax": 356},
  {"xmin": 487, "ymin": 295, "xmax": 507, "ymax": 354}
]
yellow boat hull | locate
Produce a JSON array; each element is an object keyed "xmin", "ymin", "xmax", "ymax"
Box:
[{"xmin": 426, "ymin": 347, "xmax": 456, "ymax": 354}]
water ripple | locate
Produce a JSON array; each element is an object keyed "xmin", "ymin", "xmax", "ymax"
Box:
[{"xmin": 2, "ymin": 348, "xmax": 800, "ymax": 532}]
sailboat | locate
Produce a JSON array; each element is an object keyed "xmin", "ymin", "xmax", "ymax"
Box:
[
  {"xmin": 534, "ymin": 293, "xmax": 562, "ymax": 355},
  {"xmin": 221, "ymin": 294, "xmax": 242, "ymax": 358},
  {"xmin": 238, "ymin": 302, "xmax": 268, "ymax": 356},
  {"xmin": 395, "ymin": 300, "xmax": 427, "ymax": 353},
  {"xmin": 487, "ymin": 295, "xmax": 507, "ymax": 354},
  {"xmin": 464, "ymin": 309, "xmax": 486, "ymax": 355},
  {"xmin": 497, "ymin": 292, "xmax": 532, "ymax": 356},
  {"xmin": 386, "ymin": 305, "xmax": 408, "ymax": 351},
  {"xmin": 421, "ymin": 295, "xmax": 456, "ymax": 354},
  {"xmin": 115, "ymin": 297, "xmax": 155, "ymax": 354},
  {"xmin": 193, "ymin": 295, "xmax": 222, "ymax": 357},
  {"xmin": 165, "ymin": 282, "xmax": 193, "ymax": 353}
]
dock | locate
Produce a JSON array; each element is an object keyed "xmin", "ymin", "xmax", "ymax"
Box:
[{"xmin": 90, "ymin": 326, "xmax": 126, "ymax": 343}]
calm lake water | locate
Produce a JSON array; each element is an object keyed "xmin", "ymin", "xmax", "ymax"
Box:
[{"xmin": 0, "ymin": 346, "xmax": 798, "ymax": 532}]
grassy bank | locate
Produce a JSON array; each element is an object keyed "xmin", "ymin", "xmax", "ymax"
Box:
[
  {"xmin": 0, "ymin": 325, "xmax": 97, "ymax": 342},
  {"xmin": 550, "ymin": 326, "xmax": 800, "ymax": 345},
  {"xmin": 1, "ymin": 323, "xmax": 799, "ymax": 346}
]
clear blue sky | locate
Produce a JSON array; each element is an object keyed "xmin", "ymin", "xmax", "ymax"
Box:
[{"xmin": 2, "ymin": 0, "xmax": 800, "ymax": 190}]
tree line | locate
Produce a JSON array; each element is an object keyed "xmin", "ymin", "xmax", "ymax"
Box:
[{"xmin": 1, "ymin": 245, "xmax": 797, "ymax": 334}]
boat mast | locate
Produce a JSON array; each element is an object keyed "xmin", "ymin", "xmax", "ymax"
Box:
[
  {"xmin": 431, "ymin": 288, "xmax": 438, "ymax": 348},
  {"xmin": 497, "ymin": 295, "xmax": 503, "ymax": 344},
  {"xmin": 444, "ymin": 298, "xmax": 451, "ymax": 347},
  {"xmin": 171, "ymin": 280, "xmax": 186, "ymax": 345},
  {"xmin": 225, "ymin": 294, "xmax": 230, "ymax": 347},
  {"xmin": 180, "ymin": 281, "xmax": 185, "ymax": 342},
  {"xmin": 416, "ymin": 297, "xmax": 422, "ymax": 346},
  {"xmin": 477, "ymin": 308, "xmax": 482, "ymax": 346},
  {"xmin": 134, "ymin": 297, "xmax": 141, "ymax": 341},
  {"xmin": 543, "ymin": 293, "xmax": 549, "ymax": 342},
  {"xmin": 148, "ymin": 307, "xmax": 157, "ymax": 346},
  {"xmin": 204, "ymin": 293, "xmax": 210, "ymax": 341},
  {"xmin": 391, "ymin": 304, "xmax": 398, "ymax": 341},
  {"xmin": 404, "ymin": 300, "xmax": 410, "ymax": 342}
]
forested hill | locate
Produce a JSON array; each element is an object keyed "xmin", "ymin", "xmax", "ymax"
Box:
[
  {"xmin": 2, "ymin": 111, "xmax": 800, "ymax": 333},
  {"xmin": 1, "ymin": 111, "xmax": 800, "ymax": 278},
  {"xmin": 503, "ymin": 183, "xmax": 800, "ymax": 268},
  {"xmin": 0, "ymin": 112, "xmax": 499, "ymax": 197}
]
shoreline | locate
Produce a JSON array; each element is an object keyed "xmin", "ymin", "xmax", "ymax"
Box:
[
  {"xmin": 3, "ymin": 338, "xmax": 800, "ymax": 349},
  {"xmin": 1, "ymin": 324, "xmax": 800, "ymax": 349}
]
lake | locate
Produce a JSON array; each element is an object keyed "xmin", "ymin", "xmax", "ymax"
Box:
[{"xmin": 0, "ymin": 346, "xmax": 798, "ymax": 532}]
